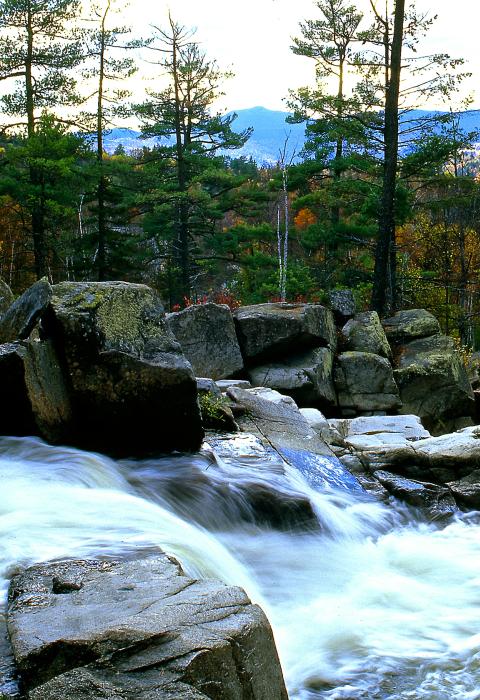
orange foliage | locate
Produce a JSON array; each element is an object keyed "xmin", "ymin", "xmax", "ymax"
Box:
[{"xmin": 294, "ymin": 207, "xmax": 317, "ymax": 230}]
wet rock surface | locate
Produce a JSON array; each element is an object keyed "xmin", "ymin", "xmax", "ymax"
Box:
[
  {"xmin": 374, "ymin": 470, "xmax": 458, "ymax": 521},
  {"xmin": 7, "ymin": 556, "xmax": 288, "ymax": 700}
]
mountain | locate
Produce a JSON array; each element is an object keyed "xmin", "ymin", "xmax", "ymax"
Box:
[
  {"xmin": 102, "ymin": 107, "xmax": 306, "ymax": 164},
  {"xmin": 102, "ymin": 107, "xmax": 480, "ymax": 163}
]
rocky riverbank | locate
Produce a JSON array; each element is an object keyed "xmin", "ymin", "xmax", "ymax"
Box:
[{"xmin": 2, "ymin": 280, "xmax": 480, "ymax": 698}]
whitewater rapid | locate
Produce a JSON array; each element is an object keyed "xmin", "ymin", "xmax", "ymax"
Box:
[{"xmin": 2, "ymin": 435, "xmax": 480, "ymax": 699}]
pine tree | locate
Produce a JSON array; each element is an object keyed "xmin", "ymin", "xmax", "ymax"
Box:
[
  {"xmin": 134, "ymin": 15, "xmax": 251, "ymax": 304},
  {"xmin": 0, "ymin": 0, "xmax": 84, "ymax": 277}
]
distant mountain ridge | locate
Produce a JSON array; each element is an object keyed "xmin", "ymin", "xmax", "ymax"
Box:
[{"xmin": 102, "ymin": 106, "xmax": 480, "ymax": 164}]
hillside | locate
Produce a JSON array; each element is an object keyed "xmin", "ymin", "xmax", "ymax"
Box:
[{"xmin": 102, "ymin": 107, "xmax": 480, "ymax": 164}]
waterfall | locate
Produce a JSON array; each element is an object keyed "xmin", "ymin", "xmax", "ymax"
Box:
[{"xmin": 2, "ymin": 435, "xmax": 480, "ymax": 699}]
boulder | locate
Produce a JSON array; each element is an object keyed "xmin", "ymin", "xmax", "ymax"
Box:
[
  {"xmin": 167, "ymin": 303, "xmax": 244, "ymax": 380},
  {"xmin": 342, "ymin": 311, "xmax": 391, "ymax": 358},
  {"xmin": 331, "ymin": 415, "xmax": 430, "ymax": 449},
  {"xmin": 234, "ymin": 302, "xmax": 336, "ymax": 363},
  {"xmin": 227, "ymin": 386, "xmax": 334, "ymax": 457},
  {"xmin": 0, "ymin": 278, "xmax": 52, "ymax": 344},
  {"xmin": 327, "ymin": 289, "xmax": 355, "ymax": 323},
  {"xmin": 448, "ymin": 470, "xmax": 480, "ymax": 509},
  {"xmin": 7, "ymin": 555, "xmax": 288, "ymax": 700},
  {"xmin": 226, "ymin": 387, "xmax": 363, "ymax": 496},
  {"xmin": 382, "ymin": 309, "xmax": 440, "ymax": 344},
  {"xmin": 0, "ymin": 340, "xmax": 71, "ymax": 442},
  {"xmin": 338, "ymin": 425, "xmax": 480, "ymax": 483},
  {"xmin": 393, "ymin": 334, "xmax": 474, "ymax": 433},
  {"xmin": 248, "ymin": 347, "xmax": 336, "ymax": 409},
  {"xmin": 0, "ymin": 278, "xmax": 14, "ymax": 316},
  {"xmin": 374, "ymin": 470, "xmax": 457, "ymax": 520},
  {"xmin": 334, "ymin": 352, "xmax": 401, "ymax": 414},
  {"xmin": 43, "ymin": 281, "xmax": 203, "ymax": 455}
]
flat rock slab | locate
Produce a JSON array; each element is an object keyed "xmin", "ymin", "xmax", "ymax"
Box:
[
  {"xmin": 227, "ymin": 386, "xmax": 334, "ymax": 457},
  {"xmin": 8, "ymin": 556, "xmax": 288, "ymax": 700}
]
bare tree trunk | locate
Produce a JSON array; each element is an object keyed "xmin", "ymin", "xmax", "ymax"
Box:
[{"xmin": 372, "ymin": 0, "xmax": 405, "ymax": 316}]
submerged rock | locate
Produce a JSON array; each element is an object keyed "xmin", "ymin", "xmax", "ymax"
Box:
[
  {"xmin": 8, "ymin": 555, "xmax": 288, "ymax": 700},
  {"xmin": 167, "ymin": 303, "xmax": 244, "ymax": 379},
  {"xmin": 234, "ymin": 302, "xmax": 336, "ymax": 363},
  {"xmin": 43, "ymin": 281, "xmax": 203, "ymax": 455}
]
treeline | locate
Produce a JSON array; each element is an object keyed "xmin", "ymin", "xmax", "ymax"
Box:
[{"xmin": 1, "ymin": 0, "xmax": 480, "ymax": 345}]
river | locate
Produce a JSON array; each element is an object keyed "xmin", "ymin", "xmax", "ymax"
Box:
[{"xmin": 1, "ymin": 435, "xmax": 480, "ymax": 699}]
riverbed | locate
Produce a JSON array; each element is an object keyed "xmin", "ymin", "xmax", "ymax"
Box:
[{"xmin": 2, "ymin": 435, "xmax": 480, "ymax": 699}]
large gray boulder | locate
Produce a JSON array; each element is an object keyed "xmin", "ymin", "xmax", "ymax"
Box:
[
  {"xmin": 342, "ymin": 311, "xmax": 391, "ymax": 359},
  {"xmin": 8, "ymin": 555, "xmax": 288, "ymax": 700},
  {"xmin": 0, "ymin": 278, "xmax": 52, "ymax": 343},
  {"xmin": 382, "ymin": 309, "xmax": 440, "ymax": 344},
  {"xmin": 167, "ymin": 303, "xmax": 244, "ymax": 379},
  {"xmin": 0, "ymin": 278, "xmax": 14, "ymax": 316},
  {"xmin": 0, "ymin": 340, "xmax": 71, "ymax": 442},
  {"xmin": 334, "ymin": 352, "xmax": 401, "ymax": 414},
  {"xmin": 394, "ymin": 334, "xmax": 474, "ymax": 433},
  {"xmin": 248, "ymin": 346, "xmax": 336, "ymax": 408},
  {"xmin": 43, "ymin": 281, "xmax": 203, "ymax": 454},
  {"xmin": 234, "ymin": 302, "xmax": 336, "ymax": 363}
]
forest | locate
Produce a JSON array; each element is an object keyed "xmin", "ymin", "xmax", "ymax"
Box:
[{"xmin": 0, "ymin": 0, "xmax": 479, "ymax": 345}]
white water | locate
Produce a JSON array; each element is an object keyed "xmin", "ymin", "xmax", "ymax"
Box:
[{"xmin": 2, "ymin": 436, "xmax": 480, "ymax": 699}]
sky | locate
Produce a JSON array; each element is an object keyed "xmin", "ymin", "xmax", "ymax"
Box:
[{"xmin": 122, "ymin": 0, "xmax": 480, "ymax": 114}]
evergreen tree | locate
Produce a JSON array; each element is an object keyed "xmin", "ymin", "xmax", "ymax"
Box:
[
  {"xmin": 0, "ymin": 0, "xmax": 84, "ymax": 277},
  {"xmin": 134, "ymin": 15, "xmax": 251, "ymax": 304}
]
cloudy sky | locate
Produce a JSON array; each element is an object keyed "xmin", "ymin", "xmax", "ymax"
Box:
[{"xmin": 124, "ymin": 0, "xmax": 480, "ymax": 113}]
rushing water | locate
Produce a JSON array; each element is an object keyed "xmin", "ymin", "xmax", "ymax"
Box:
[{"xmin": 2, "ymin": 435, "xmax": 480, "ymax": 699}]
